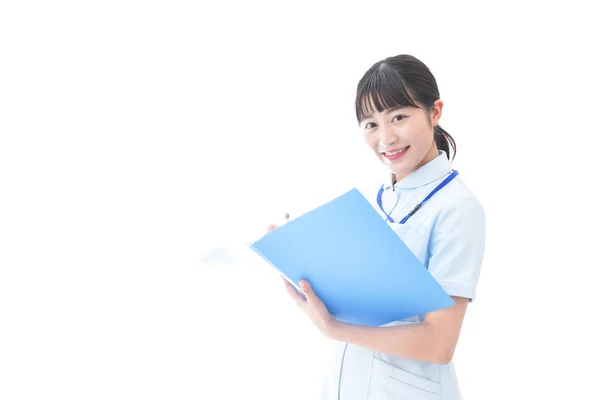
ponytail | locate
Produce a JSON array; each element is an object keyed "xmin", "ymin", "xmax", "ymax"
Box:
[{"xmin": 434, "ymin": 125, "xmax": 456, "ymax": 161}]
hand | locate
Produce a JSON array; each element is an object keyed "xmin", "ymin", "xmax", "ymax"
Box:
[
  {"xmin": 282, "ymin": 277, "xmax": 336, "ymax": 337},
  {"xmin": 266, "ymin": 224, "xmax": 278, "ymax": 234}
]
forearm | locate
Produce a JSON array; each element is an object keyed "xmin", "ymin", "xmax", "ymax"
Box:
[
  {"xmin": 327, "ymin": 320, "xmax": 453, "ymax": 364},
  {"xmin": 282, "ymin": 279, "xmax": 466, "ymax": 364}
]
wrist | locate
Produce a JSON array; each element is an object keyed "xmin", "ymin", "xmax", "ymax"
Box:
[{"xmin": 324, "ymin": 319, "xmax": 345, "ymax": 340}]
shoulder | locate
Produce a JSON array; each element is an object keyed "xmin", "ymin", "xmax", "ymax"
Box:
[
  {"xmin": 445, "ymin": 176, "xmax": 485, "ymax": 215},
  {"xmin": 428, "ymin": 178, "xmax": 486, "ymax": 242}
]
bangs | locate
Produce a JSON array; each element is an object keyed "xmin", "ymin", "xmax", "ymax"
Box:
[{"xmin": 355, "ymin": 63, "xmax": 419, "ymax": 123}]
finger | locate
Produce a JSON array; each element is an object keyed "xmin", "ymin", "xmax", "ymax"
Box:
[
  {"xmin": 299, "ymin": 280, "xmax": 315, "ymax": 302},
  {"xmin": 283, "ymin": 278, "xmax": 306, "ymax": 306},
  {"xmin": 267, "ymin": 224, "xmax": 279, "ymax": 233},
  {"xmin": 281, "ymin": 275, "xmax": 304, "ymax": 299}
]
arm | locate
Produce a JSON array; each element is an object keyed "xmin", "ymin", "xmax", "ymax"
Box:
[
  {"xmin": 286, "ymin": 280, "xmax": 469, "ymax": 364},
  {"xmin": 336, "ymin": 196, "xmax": 485, "ymax": 363},
  {"xmin": 282, "ymin": 196, "xmax": 485, "ymax": 364},
  {"xmin": 328, "ymin": 296, "xmax": 469, "ymax": 364}
]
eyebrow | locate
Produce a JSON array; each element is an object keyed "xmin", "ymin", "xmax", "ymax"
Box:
[{"xmin": 361, "ymin": 106, "xmax": 408, "ymax": 122}]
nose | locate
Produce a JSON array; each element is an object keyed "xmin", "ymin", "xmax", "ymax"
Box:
[{"xmin": 378, "ymin": 124, "xmax": 397, "ymax": 149}]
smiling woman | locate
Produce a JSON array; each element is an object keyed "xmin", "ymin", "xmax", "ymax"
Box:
[
  {"xmin": 274, "ymin": 54, "xmax": 486, "ymax": 400},
  {"xmin": 356, "ymin": 57, "xmax": 456, "ymax": 186}
]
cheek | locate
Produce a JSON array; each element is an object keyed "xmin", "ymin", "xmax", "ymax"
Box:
[
  {"xmin": 407, "ymin": 123, "xmax": 433, "ymax": 148},
  {"xmin": 364, "ymin": 134, "xmax": 379, "ymax": 152}
]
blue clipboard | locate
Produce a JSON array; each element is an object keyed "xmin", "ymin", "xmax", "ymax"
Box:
[{"xmin": 249, "ymin": 188, "xmax": 454, "ymax": 327}]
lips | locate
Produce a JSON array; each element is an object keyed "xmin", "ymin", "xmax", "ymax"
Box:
[{"xmin": 382, "ymin": 146, "xmax": 410, "ymax": 160}]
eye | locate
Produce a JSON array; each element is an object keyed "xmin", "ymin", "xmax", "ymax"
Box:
[
  {"xmin": 392, "ymin": 114, "xmax": 407, "ymax": 122},
  {"xmin": 365, "ymin": 122, "xmax": 377, "ymax": 129}
]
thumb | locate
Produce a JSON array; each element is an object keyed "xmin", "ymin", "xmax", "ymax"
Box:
[{"xmin": 267, "ymin": 224, "xmax": 279, "ymax": 233}]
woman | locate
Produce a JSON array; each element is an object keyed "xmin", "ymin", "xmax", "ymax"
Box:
[{"xmin": 273, "ymin": 54, "xmax": 486, "ymax": 400}]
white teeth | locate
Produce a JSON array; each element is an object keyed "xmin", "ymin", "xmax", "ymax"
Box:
[{"xmin": 385, "ymin": 147, "xmax": 407, "ymax": 156}]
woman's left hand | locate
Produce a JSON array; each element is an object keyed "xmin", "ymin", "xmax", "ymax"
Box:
[{"xmin": 282, "ymin": 277, "xmax": 337, "ymax": 337}]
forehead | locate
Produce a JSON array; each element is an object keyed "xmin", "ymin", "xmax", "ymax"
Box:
[{"xmin": 358, "ymin": 91, "xmax": 418, "ymax": 122}]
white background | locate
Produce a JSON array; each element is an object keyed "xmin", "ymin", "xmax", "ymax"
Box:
[{"xmin": 1, "ymin": 1, "xmax": 599, "ymax": 399}]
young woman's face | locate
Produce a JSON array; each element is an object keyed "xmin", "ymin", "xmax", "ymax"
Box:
[{"xmin": 361, "ymin": 99, "xmax": 443, "ymax": 181}]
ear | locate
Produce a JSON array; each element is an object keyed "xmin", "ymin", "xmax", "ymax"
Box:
[{"xmin": 431, "ymin": 99, "xmax": 443, "ymax": 126}]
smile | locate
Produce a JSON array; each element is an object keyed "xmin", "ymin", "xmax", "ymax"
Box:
[{"xmin": 382, "ymin": 146, "xmax": 410, "ymax": 160}]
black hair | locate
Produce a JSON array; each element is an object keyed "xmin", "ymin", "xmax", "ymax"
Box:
[{"xmin": 355, "ymin": 54, "xmax": 456, "ymax": 161}]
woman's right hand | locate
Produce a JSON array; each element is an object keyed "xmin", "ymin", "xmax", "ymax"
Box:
[{"xmin": 266, "ymin": 224, "xmax": 278, "ymax": 234}]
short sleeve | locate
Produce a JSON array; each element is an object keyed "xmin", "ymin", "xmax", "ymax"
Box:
[{"xmin": 427, "ymin": 196, "xmax": 486, "ymax": 301}]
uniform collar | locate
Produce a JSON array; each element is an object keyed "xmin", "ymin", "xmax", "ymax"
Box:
[{"xmin": 384, "ymin": 150, "xmax": 452, "ymax": 190}]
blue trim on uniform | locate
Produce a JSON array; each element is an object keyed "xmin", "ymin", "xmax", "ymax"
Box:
[{"xmin": 377, "ymin": 170, "xmax": 459, "ymax": 224}]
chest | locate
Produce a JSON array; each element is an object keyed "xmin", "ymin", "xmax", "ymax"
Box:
[{"xmin": 374, "ymin": 187, "xmax": 437, "ymax": 266}]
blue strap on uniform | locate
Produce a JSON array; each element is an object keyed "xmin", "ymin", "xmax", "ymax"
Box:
[
  {"xmin": 376, "ymin": 183, "xmax": 392, "ymax": 222},
  {"xmin": 377, "ymin": 170, "xmax": 459, "ymax": 224}
]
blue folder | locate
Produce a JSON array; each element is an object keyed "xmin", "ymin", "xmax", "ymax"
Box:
[{"xmin": 249, "ymin": 188, "xmax": 454, "ymax": 327}]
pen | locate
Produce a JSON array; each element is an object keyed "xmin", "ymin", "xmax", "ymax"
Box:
[{"xmin": 279, "ymin": 212, "xmax": 290, "ymax": 227}]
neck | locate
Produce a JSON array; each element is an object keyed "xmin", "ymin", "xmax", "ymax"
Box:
[{"xmin": 392, "ymin": 144, "xmax": 439, "ymax": 186}]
